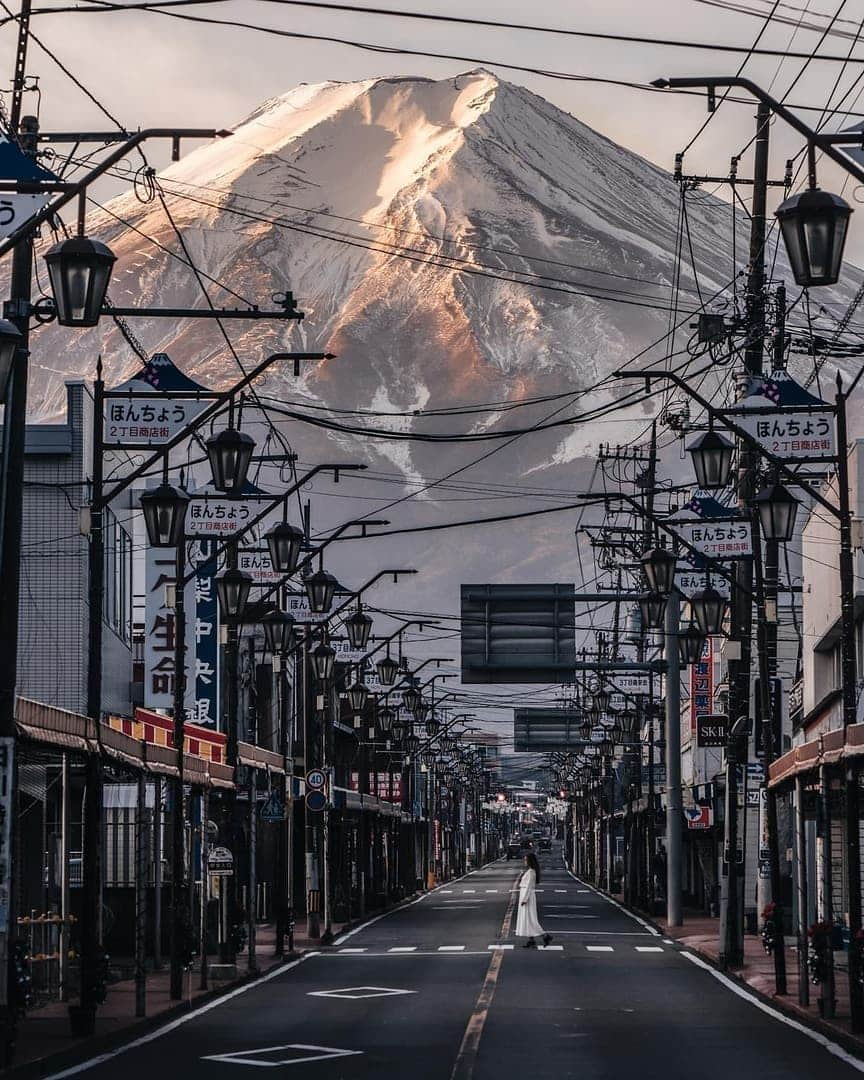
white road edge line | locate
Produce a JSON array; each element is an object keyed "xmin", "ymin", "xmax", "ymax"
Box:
[
  {"xmin": 43, "ymin": 953, "xmax": 319, "ymax": 1079},
  {"xmin": 563, "ymin": 866, "xmax": 660, "ymax": 937},
  {"xmin": 332, "ymin": 861, "xmax": 508, "ymax": 946},
  {"xmin": 679, "ymin": 951, "xmax": 864, "ymax": 1074}
]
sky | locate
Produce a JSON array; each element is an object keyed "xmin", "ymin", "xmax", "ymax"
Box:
[{"xmin": 6, "ymin": 0, "xmax": 864, "ymax": 263}]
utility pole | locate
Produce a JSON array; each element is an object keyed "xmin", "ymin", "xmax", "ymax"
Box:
[
  {"xmin": 722, "ymin": 99, "xmax": 771, "ymax": 968},
  {"xmin": 0, "ymin": 0, "xmax": 35, "ymax": 1053},
  {"xmin": 665, "ymin": 589, "xmax": 682, "ymax": 927}
]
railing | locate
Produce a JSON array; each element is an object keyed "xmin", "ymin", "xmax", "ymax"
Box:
[{"xmin": 16, "ymin": 912, "xmax": 71, "ymax": 1005}]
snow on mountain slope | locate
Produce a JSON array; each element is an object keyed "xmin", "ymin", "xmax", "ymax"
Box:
[{"xmin": 22, "ymin": 71, "xmax": 864, "ymax": 607}]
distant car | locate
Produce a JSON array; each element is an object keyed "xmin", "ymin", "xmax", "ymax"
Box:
[
  {"xmin": 506, "ymin": 841, "xmax": 521, "ymax": 860},
  {"xmin": 539, "ymin": 837, "xmax": 552, "ymax": 851}
]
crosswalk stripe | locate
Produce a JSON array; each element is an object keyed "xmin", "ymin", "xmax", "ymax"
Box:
[
  {"xmin": 439, "ymin": 946, "xmax": 466, "ymax": 952},
  {"xmin": 463, "ymin": 889, "xmax": 476, "ymax": 894},
  {"xmin": 586, "ymin": 945, "xmax": 614, "ymax": 952},
  {"xmin": 488, "ymin": 944, "xmax": 514, "ymax": 950},
  {"xmin": 538, "ymin": 945, "xmax": 564, "ymax": 951},
  {"xmin": 554, "ymin": 889, "xmax": 567, "ymax": 893},
  {"xmin": 635, "ymin": 947, "xmax": 664, "ymax": 953},
  {"xmin": 485, "ymin": 889, "xmax": 498, "ymax": 893},
  {"xmin": 388, "ymin": 947, "xmax": 416, "ymax": 953},
  {"xmin": 338, "ymin": 948, "xmax": 367, "ymax": 953}
]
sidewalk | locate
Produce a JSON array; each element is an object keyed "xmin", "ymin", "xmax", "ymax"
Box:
[
  {"xmin": 7, "ymin": 917, "xmax": 347, "ymax": 1078},
  {"xmin": 615, "ymin": 893, "xmax": 864, "ymax": 1056}
]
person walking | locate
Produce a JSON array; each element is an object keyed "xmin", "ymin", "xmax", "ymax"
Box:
[{"xmin": 516, "ymin": 852, "xmax": 552, "ymax": 948}]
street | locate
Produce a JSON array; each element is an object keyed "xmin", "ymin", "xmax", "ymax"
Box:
[{"xmin": 48, "ymin": 848, "xmax": 864, "ymax": 1079}]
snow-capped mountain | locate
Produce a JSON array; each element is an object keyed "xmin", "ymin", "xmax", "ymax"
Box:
[{"xmin": 24, "ymin": 70, "xmax": 864, "ymax": 617}]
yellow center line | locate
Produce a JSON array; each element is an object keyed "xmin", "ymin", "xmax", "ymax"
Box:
[{"xmin": 449, "ymin": 874, "xmax": 519, "ymax": 1080}]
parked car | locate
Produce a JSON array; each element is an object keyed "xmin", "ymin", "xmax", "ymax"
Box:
[
  {"xmin": 539, "ymin": 836, "xmax": 552, "ymax": 851},
  {"xmin": 506, "ymin": 841, "xmax": 521, "ymax": 860}
]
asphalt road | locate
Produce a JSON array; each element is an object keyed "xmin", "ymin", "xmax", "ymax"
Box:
[{"xmin": 49, "ymin": 848, "xmax": 864, "ymax": 1079}]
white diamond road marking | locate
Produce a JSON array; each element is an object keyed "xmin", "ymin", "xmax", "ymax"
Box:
[
  {"xmin": 388, "ymin": 947, "xmax": 416, "ymax": 953},
  {"xmin": 202, "ymin": 1044, "xmax": 363, "ymax": 1068},
  {"xmin": 337, "ymin": 948, "xmax": 367, "ymax": 954},
  {"xmin": 438, "ymin": 946, "xmax": 466, "ymax": 952},
  {"xmin": 586, "ymin": 946, "xmax": 614, "ymax": 952},
  {"xmin": 308, "ymin": 986, "xmax": 417, "ymax": 1000},
  {"xmin": 488, "ymin": 944, "xmax": 514, "ymax": 950},
  {"xmin": 635, "ymin": 947, "xmax": 664, "ymax": 953}
]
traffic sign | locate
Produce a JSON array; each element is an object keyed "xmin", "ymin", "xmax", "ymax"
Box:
[
  {"xmin": 208, "ymin": 845, "xmax": 234, "ymax": 876},
  {"xmin": 259, "ymin": 792, "xmax": 285, "ymax": 823},
  {"xmin": 306, "ymin": 790, "xmax": 327, "ymax": 813},
  {"xmin": 306, "ymin": 769, "xmax": 326, "ymax": 791}
]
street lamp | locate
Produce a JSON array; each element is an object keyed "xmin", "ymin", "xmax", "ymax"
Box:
[
  {"xmin": 689, "ymin": 585, "xmax": 727, "ymax": 636},
  {"xmin": 678, "ymin": 622, "xmax": 707, "ymax": 666},
  {"xmin": 0, "ymin": 318, "xmax": 22, "ymax": 400},
  {"xmin": 376, "ymin": 650, "xmax": 399, "ymax": 687},
  {"xmin": 753, "ymin": 482, "xmax": 799, "ymax": 542},
  {"xmin": 265, "ymin": 521, "xmax": 304, "ymax": 575},
  {"xmin": 402, "ymin": 686, "xmax": 422, "ymax": 713},
  {"xmin": 261, "ymin": 609, "xmax": 296, "ymax": 655},
  {"xmin": 638, "ymin": 591, "xmax": 668, "ymax": 631},
  {"xmin": 592, "ymin": 688, "xmax": 611, "ymax": 714},
  {"xmin": 140, "ymin": 481, "xmax": 189, "ymax": 547},
  {"xmin": 688, "ymin": 429, "xmax": 735, "ymax": 490},
  {"xmin": 641, "ymin": 547, "xmax": 677, "ymax": 595},
  {"xmin": 378, "ymin": 706, "xmax": 395, "ymax": 735},
  {"xmin": 311, "ymin": 640, "xmax": 336, "ymax": 682},
  {"xmin": 776, "ymin": 187, "xmax": 852, "ymax": 287},
  {"xmin": 305, "ymin": 567, "xmax": 339, "ymax": 614},
  {"xmin": 216, "ymin": 567, "xmax": 253, "ymax": 619},
  {"xmin": 206, "ymin": 427, "xmax": 255, "ymax": 493},
  {"xmin": 425, "ymin": 714, "xmax": 440, "ymax": 737},
  {"xmin": 44, "ymin": 235, "xmax": 116, "ymax": 326},
  {"xmin": 348, "ymin": 679, "xmax": 369, "ymax": 713},
  {"xmin": 345, "ymin": 607, "xmax": 373, "ymax": 651}
]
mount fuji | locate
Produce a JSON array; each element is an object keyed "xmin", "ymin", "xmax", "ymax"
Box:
[{"xmin": 24, "ymin": 70, "xmax": 864, "ymax": 616}]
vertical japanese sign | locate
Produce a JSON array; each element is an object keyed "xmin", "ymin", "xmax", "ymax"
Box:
[
  {"xmin": 144, "ymin": 547, "xmax": 180, "ymax": 712},
  {"xmin": 690, "ymin": 637, "xmax": 714, "ymax": 735},
  {"xmin": 144, "ymin": 542, "xmax": 220, "ymax": 728},
  {"xmin": 189, "ymin": 541, "xmax": 219, "ymax": 729}
]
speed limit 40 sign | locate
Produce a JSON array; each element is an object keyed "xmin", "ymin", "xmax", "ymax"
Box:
[{"xmin": 306, "ymin": 769, "xmax": 326, "ymax": 791}]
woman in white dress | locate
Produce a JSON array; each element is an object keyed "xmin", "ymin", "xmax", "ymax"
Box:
[{"xmin": 516, "ymin": 852, "xmax": 552, "ymax": 948}]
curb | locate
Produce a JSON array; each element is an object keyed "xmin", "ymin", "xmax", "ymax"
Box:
[{"xmin": 576, "ymin": 869, "xmax": 864, "ymax": 1065}]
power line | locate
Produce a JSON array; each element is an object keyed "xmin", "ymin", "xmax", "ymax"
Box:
[{"xmin": 30, "ymin": 0, "xmax": 864, "ymax": 64}]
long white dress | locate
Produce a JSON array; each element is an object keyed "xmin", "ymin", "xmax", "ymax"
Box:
[{"xmin": 515, "ymin": 868, "xmax": 545, "ymax": 939}]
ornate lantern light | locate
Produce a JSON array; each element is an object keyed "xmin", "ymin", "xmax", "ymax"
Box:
[
  {"xmin": 640, "ymin": 546, "xmax": 677, "ymax": 595},
  {"xmin": 206, "ymin": 427, "xmax": 255, "ymax": 493},
  {"xmin": 265, "ymin": 521, "xmax": 304, "ymax": 575},
  {"xmin": 638, "ymin": 591, "xmax": 668, "ymax": 631},
  {"xmin": 215, "ymin": 567, "xmax": 253, "ymax": 620},
  {"xmin": 140, "ymin": 481, "xmax": 189, "ymax": 547},
  {"xmin": 44, "ymin": 236, "xmax": 116, "ymax": 326},
  {"xmin": 261, "ymin": 609, "xmax": 296, "ymax": 655},
  {"xmin": 689, "ymin": 585, "xmax": 727, "ymax": 637},
  {"xmin": 753, "ymin": 482, "xmax": 799, "ymax": 543},
  {"xmin": 678, "ymin": 622, "xmax": 707, "ymax": 666},
  {"xmin": 688, "ymin": 428, "xmax": 735, "ymax": 490},
  {"xmin": 345, "ymin": 607, "xmax": 373, "ymax": 651},
  {"xmin": 776, "ymin": 186, "xmax": 852, "ymax": 287}
]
